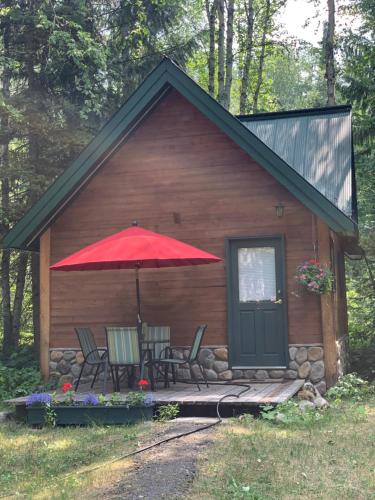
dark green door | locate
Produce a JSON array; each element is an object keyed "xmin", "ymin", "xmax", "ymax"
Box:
[{"xmin": 227, "ymin": 237, "xmax": 287, "ymax": 368}]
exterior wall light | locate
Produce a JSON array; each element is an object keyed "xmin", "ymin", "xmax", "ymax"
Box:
[{"xmin": 275, "ymin": 203, "xmax": 285, "ymax": 217}]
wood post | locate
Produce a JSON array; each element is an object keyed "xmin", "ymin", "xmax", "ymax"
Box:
[
  {"xmin": 39, "ymin": 229, "xmax": 51, "ymax": 382},
  {"xmin": 316, "ymin": 218, "xmax": 337, "ymax": 387}
]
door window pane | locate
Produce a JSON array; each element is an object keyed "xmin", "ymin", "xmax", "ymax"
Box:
[{"xmin": 238, "ymin": 247, "xmax": 276, "ymax": 302}]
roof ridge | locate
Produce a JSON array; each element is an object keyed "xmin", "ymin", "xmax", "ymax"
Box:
[{"xmin": 237, "ymin": 104, "xmax": 352, "ymax": 122}]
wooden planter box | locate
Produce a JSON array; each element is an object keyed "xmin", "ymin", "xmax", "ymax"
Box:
[{"xmin": 26, "ymin": 405, "xmax": 154, "ymax": 426}]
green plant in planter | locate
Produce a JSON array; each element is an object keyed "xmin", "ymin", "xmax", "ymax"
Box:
[
  {"xmin": 109, "ymin": 392, "xmax": 123, "ymax": 405},
  {"xmin": 26, "ymin": 388, "xmax": 155, "ymax": 426},
  {"xmin": 126, "ymin": 391, "xmax": 147, "ymax": 407},
  {"xmin": 296, "ymin": 259, "xmax": 333, "ymax": 294},
  {"xmin": 61, "ymin": 383, "xmax": 75, "ymax": 403}
]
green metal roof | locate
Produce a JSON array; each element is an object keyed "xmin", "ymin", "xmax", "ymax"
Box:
[
  {"xmin": 3, "ymin": 58, "xmax": 357, "ymax": 250},
  {"xmin": 239, "ymin": 106, "xmax": 354, "ymax": 217}
]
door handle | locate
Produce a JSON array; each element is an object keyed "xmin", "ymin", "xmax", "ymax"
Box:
[{"xmin": 274, "ymin": 299, "xmax": 283, "ymax": 304}]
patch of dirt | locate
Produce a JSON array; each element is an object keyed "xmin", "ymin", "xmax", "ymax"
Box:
[{"xmin": 89, "ymin": 421, "xmax": 217, "ymax": 499}]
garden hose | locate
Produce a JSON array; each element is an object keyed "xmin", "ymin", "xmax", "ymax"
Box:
[{"xmin": 59, "ymin": 380, "xmax": 252, "ymax": 480}]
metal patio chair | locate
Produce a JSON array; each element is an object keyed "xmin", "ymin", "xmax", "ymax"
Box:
[
  {"xmin": 143, "ymin": 325, "xmax": 171, "ymax": 361},
  {"xmin": 105, "ymin": 326, "xmax": 154, "ymax": 391},
  {"xmin": 142, "ymin": 325, "xmax": 170, "ymax": 387},
  {"xmin": 153, "ymin": 325, "xmax": 208, "ymax": 391},
  {"xmin": 74, "ymin": 327, "xmax": 109, "ymax": 393}
]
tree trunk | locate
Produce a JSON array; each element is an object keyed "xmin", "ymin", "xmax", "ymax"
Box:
[
  {"xmin": 11, "ymin": 252, "xmax": 29, "ymax": 347},
  {"xmin": 0, "ymin": 7, "xmax": 13, "ymax": 358},
  {"xmin": 239, "ymin": 0, "xmax": 254, "ymax": 114},
  {"xmin": 325, "ymin": 0, "xmax": 336, "ymax": 105},
  {"xmin": 31, "ymin": 252, "xmax": 40, "ymax": 354},
  {"xmin": 1, "ymin": 248, "xmax": 13, "ymax": 357},
  {"xmin": 205, "ymin": 0, "xmax": 217, "ymax": 97},
  {"xmin": 25, "ymin": 6, "xmax": 44, "ymax": 355},
  {"xmin": 217, "ymin": 0, "xmax": 225, "ymax": 105},
  {"xmin": 252, "ymin": 0, "xmax": 271, "ymax": 113},
  {"xmin": 223, "ymin": 0, "xmax": 235, "ymax": 109}
]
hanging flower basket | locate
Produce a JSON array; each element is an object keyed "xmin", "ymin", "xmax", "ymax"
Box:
[{"xmin": 296, "ymin": 259, "xmax": 333, "ymax": 295}]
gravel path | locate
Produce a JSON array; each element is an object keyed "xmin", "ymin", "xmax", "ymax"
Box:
[{"xmin": 89, "ymin": 420, "xmax": 217, "ymax": 500}]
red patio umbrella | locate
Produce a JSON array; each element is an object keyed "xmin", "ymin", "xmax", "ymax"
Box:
[{"xmin": 50, "ymin": 222, "xmax": 222, "ymax": 331}]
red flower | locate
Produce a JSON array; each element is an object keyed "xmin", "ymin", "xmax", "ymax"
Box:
[
  {"xmin": 62, "ymin": 383, "xmax": 73, "ymax": 393},
  {"xmin": 138, "ymin": 379, "xmax": 149, "ymax": 387},
  {"xmin": 308, "ymin": 259, "xmax": 318, "ymax": 265}
]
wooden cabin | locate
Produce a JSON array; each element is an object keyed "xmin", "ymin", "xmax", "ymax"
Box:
[{"xmin": 4, "ymin": 59, "xmax": 359, "ymax": 393}]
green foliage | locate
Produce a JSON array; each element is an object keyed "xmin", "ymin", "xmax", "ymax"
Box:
[
  {"xmin": 125, "ymin": 391, "xmax": 147, "ymax": 408},
  {"xmin": 155, "ymin": 403, "xmax": 180, "ymax": 421},
  {"xmin": 0, "ymin": 346, "xmax": 56, "ymax": 401},
  {"xmin": 44, "ymin": 406, "xmax": 57, "ymax": 428},
  {"xmin": 109, "ymin": 392, "xmax": 123, "ymax": 405},
  {"xmin": 340, "ymin": 0, "xmax": 375, "ymax": 351},
  {"xmin": 326, "ymin": 373, "xmax": 375, "ymax": 401},
  {"xmin": 97, "ymin": 393, "xmax": 107, "ymax": 405},
  {"xmin": 260, "ymin": 400, "xmax": 325, "ymax": 427},
  {"xmin": 0, "ymin": 363, "xmax": 42, "ymax": 401},
  {"xmin": 350, "ymin": 341, "xmax": 375, "ymax": 381}
]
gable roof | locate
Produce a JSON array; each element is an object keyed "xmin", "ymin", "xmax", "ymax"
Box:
[
  {"xmin": 239, "ymin": 106, "xmax": 354, "ymax": 217},
  {"xmin": 3, "ymin": 58, "xmax": 357, "ymax": 250}
]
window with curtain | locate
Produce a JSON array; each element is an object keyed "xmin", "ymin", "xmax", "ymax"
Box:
[{"xmin": 238, "ymin": 247, "xmax": 276, "ymax": 302}]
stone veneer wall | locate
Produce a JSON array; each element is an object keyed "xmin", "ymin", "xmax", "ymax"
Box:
[{"xmin": 49, "ymin": 343, "xmax": 327, "ymax": 394}]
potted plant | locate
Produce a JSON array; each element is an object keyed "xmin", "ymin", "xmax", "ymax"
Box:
[
  {"xmin": 296, "ymin": 259, "xmax": 333, "ymax": 295},
  {"xmin": 26, "ymin": 383, "xmax": 155, "ymax": 426}
]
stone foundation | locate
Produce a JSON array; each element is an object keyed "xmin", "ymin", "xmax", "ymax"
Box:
[
  {"xmin": 49, "ymin": 348, "xmax": 97, "ymax": 387},
  {"xmin": 49, "ymin": 343, "xmax": 327, "ymax": 394}
]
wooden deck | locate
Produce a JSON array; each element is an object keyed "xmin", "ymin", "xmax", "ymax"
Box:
[{"xmin": 5, "ymin": 380, "xmax": 304, "ymax": 407}]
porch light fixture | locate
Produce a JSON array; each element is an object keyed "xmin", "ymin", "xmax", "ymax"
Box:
[{"xmin": 275, "ymin": 203, "xmax": 285, "ymax": 218}]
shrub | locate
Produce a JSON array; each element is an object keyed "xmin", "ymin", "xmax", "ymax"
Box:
[
  {"xmin": 0, "ymin": 346, "xmax": 55, "ymax": 401},
  {"xmin": 349, "ymin": 341, "xmax": 375, "ymax": 381},
  {"xmin": 155, "ymin": 403, "xmax": 180, "ymax": 421},
  {"xmin": 0, "ymin": 364, "xmax": 43, "ymax": 401},
  {"xmin": 260, "ymin": 400, "xmax": 325, "ymax": 426},
  {"xmin": 326, "ymin": 373, "xmax": 374, "ymax": 401}
]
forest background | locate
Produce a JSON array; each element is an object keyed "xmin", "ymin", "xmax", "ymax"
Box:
[{"xmin": 0, "ymin": 0, "xmax": 373, "ymax": 391}]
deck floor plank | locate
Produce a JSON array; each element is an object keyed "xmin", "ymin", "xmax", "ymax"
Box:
[{"xmin": 4, "ymin": 380, "xmax": 304, "ymax": 407}]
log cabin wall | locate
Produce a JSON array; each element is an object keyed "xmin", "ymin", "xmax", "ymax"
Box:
[{"xmin": 48, "ymin": 89, "xmax": 322, "ymax": 349}]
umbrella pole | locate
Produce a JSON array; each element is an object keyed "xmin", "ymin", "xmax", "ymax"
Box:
[
  {"xmin": 135, "ymin": 266, "xmax": 145, "ymax": 381},
  {"xmin": 135, "ymin": 266, "xmax": 142, "ymax": 332}
]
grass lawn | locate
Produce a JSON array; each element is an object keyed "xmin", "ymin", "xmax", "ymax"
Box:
[
  {"xmin": 0, "ymin": 418, "xmax": 154, "ymax": 498},
  {"xmin": 191, "ymin": 398, "xmax": 375, "ymax": 499}
]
